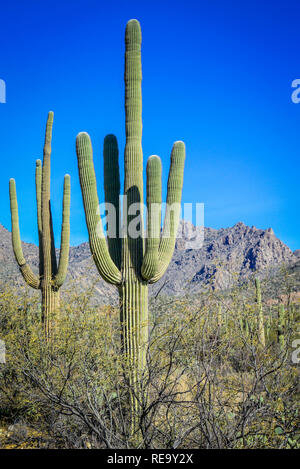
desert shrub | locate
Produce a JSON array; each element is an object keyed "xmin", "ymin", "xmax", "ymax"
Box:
[{"xmin": 0, "ymin": 275, "xmax": 299, "ymax": 448}]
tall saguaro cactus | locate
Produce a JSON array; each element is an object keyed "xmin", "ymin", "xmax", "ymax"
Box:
[
  {"xmin": 76, "ymin": 20, "xmax": 185, "ymax": 412},
  {"xmin": 9, "ymin": 112, "xmax": 71, "ymax": 337}
]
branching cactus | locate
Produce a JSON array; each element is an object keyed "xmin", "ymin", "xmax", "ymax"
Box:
[
  {"xmin": 255, "ymin": 278, "xmax": 265, "ymax": 347},
  {"xmin": 9, "ymin": 112, "xmax": 71, "ymax": 338},
  {"xmin": 76, "ymin": 20, "xmax": 185, "ymax": 410}
]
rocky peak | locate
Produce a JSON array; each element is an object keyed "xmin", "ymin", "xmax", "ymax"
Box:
[{"xmin": 0, "ymin": 220, "xmax": 298, "ymax": 300}]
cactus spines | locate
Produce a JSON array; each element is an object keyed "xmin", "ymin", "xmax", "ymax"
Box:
[
  {"xmin": 76, "ymin": 19, "xmax": 185, "ymax": 419},
  {"xmin": 76, "ymin": 133, "xmax": 122, "ymax": 285},
  {"xmin": 9, "ymin": 179, "xmax": 40, "ymax": 290},
  {"xmin": 103, "ymin": 134, "xmax": 122, "ymax": 270},
  {"xmin": 142, "ymin": 142, "xmax": 185, "ymax": 283},
  {"xmin": 255, "ymin": 278, "xmax": 265, "ymax": 347},
  {"xmin": 9, "ymin": 112, "xmax": 71, "ymax": 337},
  {"xmin": 141, "ymin": 155, "xmax": 162, "ymax": 280}
]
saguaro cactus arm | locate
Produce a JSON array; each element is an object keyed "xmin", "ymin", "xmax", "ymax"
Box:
[
  {"xmin": 9, "ymin": 178, "xmax": 40, "ymax": 289},
  {"xmin": 103, "ymin": 134, "xmax": 121, "ymax": 270},
  {"xmin": 148, "ymin": 141, "xmax": 185, "ymax": 283},
  {"xmin": 141, "ymin": 155, "xmax": 162, "ymax": 280},
  {"xmin": 41, "ymin": 111, "xmax": 55, "ymax": 282},
  {"xmin": 76, "ymin": 132, "xmax": 122, "ymax": 285},
  {"xmin": 49, "ymin": 206, "xmax": 58, "ymax": 277},
  {"xmin": 35, "ymin": 160, "xmax": 43, "ymax": 239},
  {"xmin": 54, "ymin": 174, "xmax": 71, "ymax": 288},
  {"xmin": 35, "ymin": 159, "xmax": 44, "ymax": 277}
]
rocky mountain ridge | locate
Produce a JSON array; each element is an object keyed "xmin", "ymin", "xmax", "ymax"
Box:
[{"xmin": 0, "ymin": 221, "xmax": 298, "ymax": 302}]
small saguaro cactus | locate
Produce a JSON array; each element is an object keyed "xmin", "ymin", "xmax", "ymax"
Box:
[
  {"xmin": 255, "ymin": 278, "xmax": 265, "ymax": 347},
  {"xmin": 9, "ymin": 112, "xmax": 71, "ymax": 338},
  {"xmin": 76, "ymin": 19, "xmax": 185, "ymax": 413},
  {"xmin": 278, "ymin": 304, "xmax": 285, "ymax": 351}
]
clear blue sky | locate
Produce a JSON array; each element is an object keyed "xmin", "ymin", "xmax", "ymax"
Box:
[{"xmin": 0, "ymin": 0, "xmax": 299, "ymax": 250}]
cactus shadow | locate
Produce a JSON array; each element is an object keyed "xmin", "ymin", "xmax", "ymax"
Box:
[{"xmin": 125, "ymin": 185, "xmax": 144, "ymax": 278}]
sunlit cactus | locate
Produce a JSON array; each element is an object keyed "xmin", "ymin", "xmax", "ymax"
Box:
[
  {"xmin": 76, "ymin": 19, "xmax": 185, "ymax": 420},
  {"xmin": 9, "ymin": 111, "xmax": 71, "ymax": 338}
]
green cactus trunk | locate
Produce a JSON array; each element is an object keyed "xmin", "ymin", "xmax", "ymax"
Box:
[
  {"xmin": 119, "ymin": 281, "xmax": 148, "ymax": 413},
  {"xmin": 41, "ymin": 286, "xmax": 60, "ymax": 338},
  {"xmin": 121, "ymin": 19, "xmax": 148, "ymax": 385},
  {"xmin": 76, "ymin": 19, "xmax": 185, "ymax": 430},
  {"xmin": 9, "ymin": 112, "xmax": 70, "ymax": 339}
]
